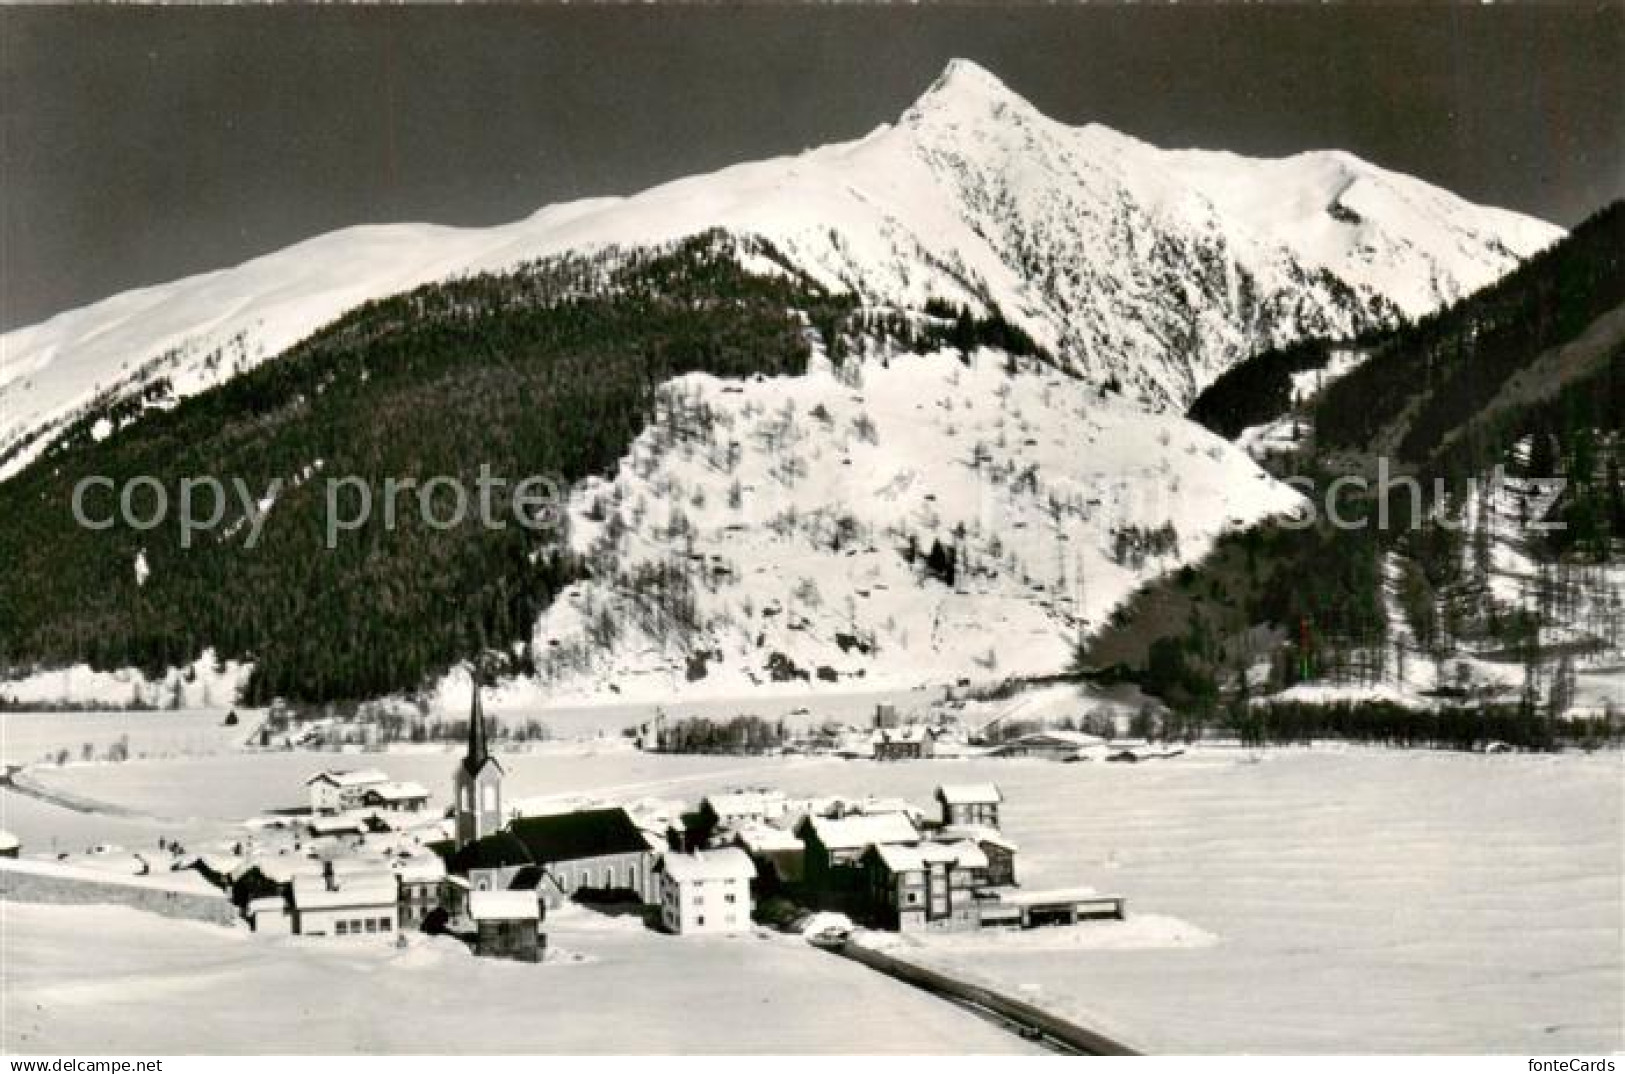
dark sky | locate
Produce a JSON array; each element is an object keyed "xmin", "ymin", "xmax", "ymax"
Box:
[{"xmin": 3, "ymin": 4, "xmax": 1621, "ymax": 331}]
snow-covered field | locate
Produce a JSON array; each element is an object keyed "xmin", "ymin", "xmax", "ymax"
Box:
[
  {"xmin": 0, "ymin": 901, "xmax": 1037, "ymax": 1054},
  {"xmin": 6, "ymin": 733, "xmax": 1619, "ymax": 1053},
  {"xmin": 0, "ymin": 709, "xmax": 247, "ymax": 768}
]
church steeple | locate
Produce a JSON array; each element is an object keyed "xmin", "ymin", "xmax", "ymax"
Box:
[
  {"xmin": 454, "ymin": 669, "xmax": 504, "ymax": 849},
  {"xmin": 464, "ymin": 671, "xmax": 490, "ymax": 775}
]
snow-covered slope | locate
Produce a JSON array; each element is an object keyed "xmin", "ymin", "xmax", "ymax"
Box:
[
  {"xmin": 471, "ymin": 343, "xmax": 1303, "ymax": 706},
  {"xmin": 0, "ymin": 60, "xmax": 1560, "ymax": 481}
]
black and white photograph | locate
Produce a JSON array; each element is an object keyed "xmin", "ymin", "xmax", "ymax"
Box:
[{"xmin": 0, "ymin": 1, "xmax": 1620, "ymax": 1061}]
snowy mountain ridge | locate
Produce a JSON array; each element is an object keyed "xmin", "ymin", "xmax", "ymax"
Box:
[{"xmin": 1, "ymin": 59, "xmax": 1560, "ymax": 482}]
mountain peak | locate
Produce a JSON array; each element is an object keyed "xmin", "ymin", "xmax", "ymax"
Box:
[{"xmin": 905, "ymin": 59, "xmax": 1038, "ymax": 121}]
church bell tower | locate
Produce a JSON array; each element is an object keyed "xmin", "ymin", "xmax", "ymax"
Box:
[{"xmin": 454, "ymin": 674, "xmax": 504, "ymax": 849}]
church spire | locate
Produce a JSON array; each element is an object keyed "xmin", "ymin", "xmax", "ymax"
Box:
[{"xmin": 464, "ymin": 669, "xmax": 489, "ymax": 774}]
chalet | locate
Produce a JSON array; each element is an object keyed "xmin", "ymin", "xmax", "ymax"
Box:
[
  {"xmin": 872, "ymin": 725, "xmax": 935, "ymax": 761},
  {"xmin": 289, "ymin": 869, "xmax": 398, "ymax": 938},
  {"xmin": 363, "ymin": 781, "xmax": 432, "ymax": 814},
  {"xmin": 935, "ymin": 783, "xmax": 1002, "ymax": 828},
  {"xmin": 306, "ymin": 815, "xmax": 366, "ymax": 839},
  {"xmin": 305, "ymin": 769, "xmax": 390, "ymax": 815},
  {"xmin": 796, "ymin": 812, "xmax": 919, "ymax": 890},
  {"xmin": 861, "ymin": 840, "xmax": 989, "ymax": 932},
  {"xmin": 393, "ymin": 855, "xmax": 447, "ymax": 930},
  {"xmin": 657, "ymin": 849, "xmax": 757, "ymax": 935},
  {"xmin": 940, "ymin": 826, "xmax": 1018, "ymax": 887},
  {"xmin": 732, "ymin": 824, "xmax": 805, "ymax": 889},
  {"xmin": 699, "ymin": 790, "xmax": 787, "ymax": 830},
  {"xmin": 848, "ymin": 796, "xmax": 923, "ymax": 821},
  {"xmin": 448, "ymin": 807, "xmax": 659, "ymax": 907},
  {"xmin": 468, "ymin": 890, "xmax": 543, "ymax": 962}
]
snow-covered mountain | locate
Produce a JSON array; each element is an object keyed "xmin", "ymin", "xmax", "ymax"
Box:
[{"xmin": 1, "ymin": 59, "xmax": 1560, "ymax": 482}]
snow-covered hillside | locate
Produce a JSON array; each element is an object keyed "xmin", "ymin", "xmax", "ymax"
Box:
[
  {"xmin": 0, "ymin": 60, "xmax": 1560, "ymax": 481},
  {"xmin": 466, "ymin": 342, "xmax": 1302, "ymax": 707}
]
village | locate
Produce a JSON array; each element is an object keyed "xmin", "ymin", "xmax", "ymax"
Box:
[
  {"xmin": 208, "ymin": 686, "xmax": 1126, "ymax": 962},
  {"xmin": 0, "ymin": 685, "xmax": 1129, "ymax": 969}
]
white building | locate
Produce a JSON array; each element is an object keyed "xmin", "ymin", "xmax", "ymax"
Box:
[
  {"xmin": 246, "ymin": 895, "xmax": 293, "ymax": 935},
  {"xmin": 362, "ymin": 781, "xmax": 431, "ymax": 813},
  {"xmin": 657, "ymin": 849, "xmax": 757, "ymax": 935},
  {"xmin": 289, "ymin": 870, "xmax": 398, "ymax": 937},
  {"xmin": 305, "ymin": 769, "xmax": 391, "ymax": 815},
  {"xmin": 700, "ymin": 790, "xmax": 787, "ymax": 829}
]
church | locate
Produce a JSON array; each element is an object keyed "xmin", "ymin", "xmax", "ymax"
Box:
[{"xmin": 443, "ymin": 679, "xmax": 660, "ymax": 908}]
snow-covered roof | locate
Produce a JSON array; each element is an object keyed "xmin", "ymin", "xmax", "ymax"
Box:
[
  {"xmin": 253, "ymin": 858, "xmax": 325, "ymax": 885},
  {"xmin": 290, "ymin": 874, "xmax": 397, "ymax": 910},
  {"xmin": 801, "ymin": 812, "xmax": 919, "ymax": 850},
  {"xmin": 246, "ymin": 896, "xmax": 288, "ymax": 916},
  {"xmin": 365, "ymin": 781, "xmax": 430, "ymax": 801},
  {"xmin": 469, "ymin": 890, "xmax": 539, "ymax": 922},
  {"xmin": 305, "ymin": 768, "xmax": 390, "ymax": 788},
  {"xmin": 939, "ymin": 824, "xmax": 1019, "ymax": 852},
  {"xmin": 703, "ymin": 791, "xmax": 780, "ymax": 817},
  {"xmin": 307, "ymin": 816, "xmax": 365, "ymax": 835},
  {"xmin": 870, "ymin": 840, "xmax": 987, "ymax": 873},
  {"xmin": 1011, "ymin": 730, "xmax": 1107, "ymax": 748},
  {"xmin": 392, "ymin": 856, "xmax": 446, "ymax": 883},
  {"xmin": 0, "ymin": 831, "xmax": 19, "ymax": 852},
  {"xmin": 995, "ymin": 886, "xmax": 1106, "ymax": 907},
  {"xmin": 936, "ymin": 783, "xmax": 1003, "ymax": 806},
  {"xmin": 659, "ymin": 848, "xmax": 756, "ymax": 884},
  {"xmin": 734, "ymin": 825, "xmax": 803, "ymax": 854},
  {"xmin": 853, "ymin": 796, "xmax": 920, "ymax": 817}
]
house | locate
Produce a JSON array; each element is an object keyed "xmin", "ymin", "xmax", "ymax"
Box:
[
  {"xmin": 468, "ymin": 890, "xmax": 543, "ymax": 962},
  {"xmin": 732, "ymin": 824, "xmax": 804, "ymax": 889},
  {"xmin": 861, "ymin": 840, "xmax": 989, "ymax": 932},
  {"xmin": 994, "ymin": 887, "xmax": 1127, "ymax": 927},
  {"xmin": 363, "ymin": 781, "xmax": 431, "ymax": 813},
  {"xmin": 246, "ymin": 895, "xmax": 292, "ymax": 934},
  {"xmin": 657, "ymin": 848, "xmax": 757, "ymax": 935},
  {"xmin": 0, "ymin": 831, "xmax": 19, "ymax": 859},
  {"xmin": 699, "ymin": 790, "xmax": 787, "ymax": 830},
  {"xmin": 987, "ymin": 730, "xmax": 1107, "ymax": 761},
  {"xmin": 850, "ymin": 796, "xmax": 924, "ymax": 821},
  {"xmin": 393, "ymin": 855, "xmax": 447, "ymax": 930},
  {"xmin": 305, "ymin": 769, "xmax": 390, "ymax": 815},
  {"xmin": 935, "ymin": 783, "xmax": 1002, "ymax": 828},
  {"xmin": 306, "ymin": 815, "xmax": 365, "ymax": 839},
  {"xmin": 796, "ymin": 812, "xmax": 919, "ymax": 891},
  {"xmin": 940, "ymin": 826, "xmax": 1019, "ymax": 887},
  {"xmin": 289, "ymin": 869, "xmax": 399, "ymax": 937},
  {"xmin": 872, "ymin": 725, "xmax": 934, "ymax": 761},
  {"xmin": 448, "ymin": 807, "xmax": 659, "ymax": 907}
]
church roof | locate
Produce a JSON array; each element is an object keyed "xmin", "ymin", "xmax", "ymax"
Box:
[
  {"xmin": 509, "ymin": 808, "xmax": 649, "ymax": 864},
  {"xmin": 444, "ymin": 831, "xmax": 531, "ymax": 874},
  {"xmin": 442, "ymin": 808, "xmax": 650, "ymax": 876}
]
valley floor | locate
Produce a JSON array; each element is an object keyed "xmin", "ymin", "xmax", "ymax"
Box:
[
  {"xmin": 2, "ymin": 720, "xmax": 1620, "ymax": 1053},
  {"xmin": 0, "ymin": 901, "xmax": 1037, "ymax": 1054}
]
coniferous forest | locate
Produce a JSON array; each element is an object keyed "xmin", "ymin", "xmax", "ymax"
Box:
[
  {"xmin": 0, "ymin": 231, "xmax": 1050, "ymax": 708},
  {"xmin": 0, "ymin": 234, "xmax": 857, "ymax": 705}
]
